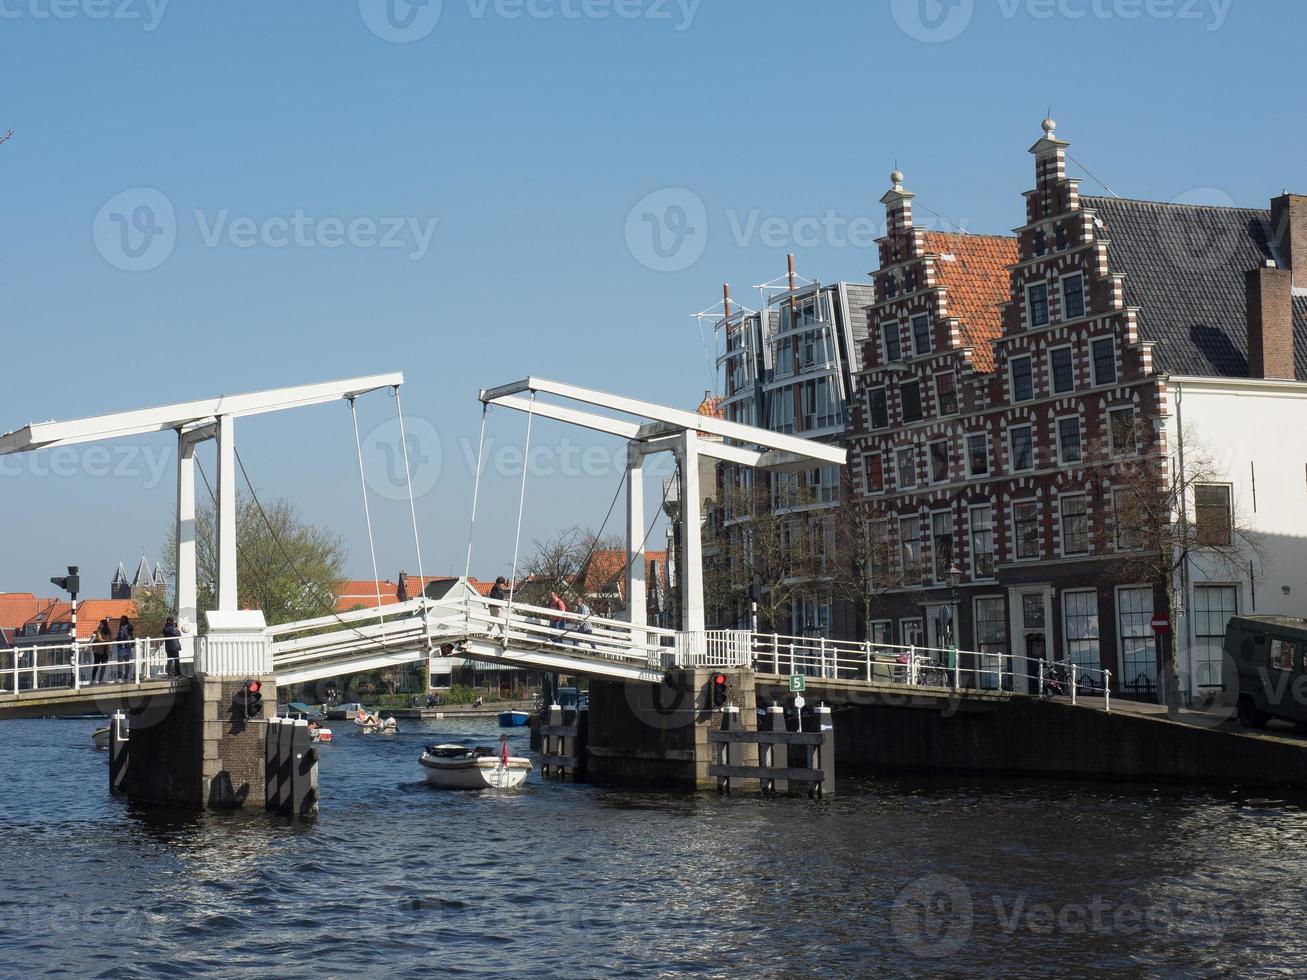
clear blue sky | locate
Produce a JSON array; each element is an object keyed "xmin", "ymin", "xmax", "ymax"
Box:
[{"xmin": 1, "ymin": 0, "xmax": 1301, "ymax": 596}]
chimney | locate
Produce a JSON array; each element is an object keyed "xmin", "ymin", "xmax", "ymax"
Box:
[
  {"xmin": 1246, "ymin": 261, "xmax": 1295, "ymax": 379},
  {"xmin": 1270, "ymin": 193, "xmax": 1307, "ymax": 287}
]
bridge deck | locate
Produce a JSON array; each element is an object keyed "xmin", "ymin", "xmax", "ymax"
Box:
[{"xmin": 0, "ymin": 678, "xmax": 189, "ymax": 720}]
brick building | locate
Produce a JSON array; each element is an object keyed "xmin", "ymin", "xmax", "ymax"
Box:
[{"xmin": 843, "ymin": 118, "xmax": 1307, "ymax": 700}]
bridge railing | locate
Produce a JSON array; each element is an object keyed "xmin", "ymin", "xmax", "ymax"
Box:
[
  {"xmin": 750, "ymin": 633, "xmax": 1112, "ymax": 709},
  {"xmin": 0, "ymin": 635, "xmax": 196, "ymax": 695},
  {"xmin": 464, "ymin": 597, "xmax": 678, "ymax": 670}
]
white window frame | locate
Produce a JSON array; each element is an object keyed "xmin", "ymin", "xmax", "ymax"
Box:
[
  {"xmin": 911, "ymin": 314, "xmax": 932, "ymax": 357},
  {"xmin": 899, "ymin": 617, "xmax": 925, "ymax": 648},
  {"xmin": 1055, "ymin": 414, "xmax": 1082, "ymax": 464},
  {"xmin": 1108, "ymin": 405, "xmax": 1135, "ymax": 455},
  {"xmin": 1047, "ymin": 344, "xmax": 1075, "ymax": 395},
  {"xmin": 1008, "ymin": 423, "xmax": 1034, "ymax": 472},
  {"xmin": 1011, "ymin": 498, "xmax": 1041, "ymax": 562},
  {"xmin": 895, "ymin": 446, "xmax": 917, "ymax": 490},
  {"xmin": 965, "ymin": 431, "xmax": 989, "ymax": 478},
  {"xmin": 1192, "ymin": 584, "xmax": 1238, "ymax": 689},
  {"xmin": 1010, "ymin": 354, "xmax": 1034, "ymax": 402},
  {"xmin": 930, "ymin": 511, "xmax": 953, "ymax": 585},
  {"xmin": 928, "ymin": 438, "xmax": 950, "ymax": 485},
  {"xmin": 1063, "ymin": 589, "xmax": 1101, "ymax": 674},
  {"xmin": 899, "ymin": 379, "xmax": 923, "ymax": 424},
  {"xmin": 1059, "ymin": 492, "xmax": 1089, "ymax": 556},
  {"xmin": 863, "ymin": 450, "xmax": 885, "ymax": 496},
  {"xmin": 934, "ymin": 371, "xmax": 958, "ymax": 417},
  {"xmin": 1026, "ymin": 281, "xmax": 1050, "ymax": 328},
  {"xmin": 882, "ymin": 320, "xmax": 902, "ymax": 363},
  {"xmin": 1060, "ymin": 271, "xmax": 1086, "ymax": 321},
  {"xmin": 899, "ymin": 515, "xmax": 923, "ymax": 583},
  {"xmin": 867, "ymin": 385, "xmax": 890, "ymax": 430},
  {"xmin": 968, "ymin": 504, "xmax": 995, "ymax": 580},
  {"xmin": 1090, "ymin": 335, "xmax": 1116, "ymax": 387}
]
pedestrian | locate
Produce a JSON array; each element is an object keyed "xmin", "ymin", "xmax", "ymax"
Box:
[
  {"xmin": 115, "ymin": 615, "xmax": 135, "ymax": 683},
  {"xmin": 488, "ymin": 576, "xmax": 509, "ymax": 635},
  {"xmin": 547, "ymin": 591, "xmax": 567, "ymax": 633},
  {"xmin": 91, "ymin": 618, "xmax": 112, "ymax": 684},
  {"xmin": 162, "ymin": 616, "xmax": 183, "ymax": 677},
  {"xmin": 575, "ymin": 599, "xmax": 597, "ymax": 650}
]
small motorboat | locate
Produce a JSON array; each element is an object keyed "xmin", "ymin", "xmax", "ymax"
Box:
[
  {"xmin": 309, "ymin": 724, "xmax": 333, "ymax": 743},
  {"xmin": 92, "ymin": 727, "xmax": 111, "ymax": 750},
  {"xmin": 498, "ymin": 710, "xmax": 530, "ymax": 727},
  {"xmin": 419, "ymin": 739, "xmax": 531, "ymax": 790},
  {"xmin": 354, "ymin": 711, "xmax": 398, "ymax": 734}
]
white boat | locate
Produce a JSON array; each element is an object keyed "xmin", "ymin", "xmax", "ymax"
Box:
[
  {"xmin": 419, "ymin": 743, "xmax": 532, "ymax": 790},
  {"xmin": 92, "ymin": 727, "xmax": 111, "ymax": 750},
  {"xmin": 353, "ymin": 712, "xmax": 398, "ymax": 734}
]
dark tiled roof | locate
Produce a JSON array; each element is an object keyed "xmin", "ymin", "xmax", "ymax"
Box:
[{"xmin": 1080, "ymin": 196, "xmax": 1307, "ymax": 380}]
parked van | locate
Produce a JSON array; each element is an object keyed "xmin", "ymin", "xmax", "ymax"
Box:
[{"xmin": 1224, "ymin": 614, "xmax": 1307, "ymax": 730}]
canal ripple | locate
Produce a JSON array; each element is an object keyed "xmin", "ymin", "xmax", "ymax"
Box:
[{"xmin": 2, "ymin": 716, "xmax": 1306, "ymax": 976}]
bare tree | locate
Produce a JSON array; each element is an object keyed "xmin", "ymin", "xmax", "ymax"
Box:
[
  {"xmin": 520, "ymin": 526, "xmax": 588, "ymax": 607},
  {"xmin": 704, "ymin": 481, "xmax": 820, "ymax": 634},
  {"xmin": 1107, "ymin": 423, "xmax": 1264, "ymax": 717},
  {"xmin": 828, "ymin": 468, "xmax": 927, "ymax": 641}
]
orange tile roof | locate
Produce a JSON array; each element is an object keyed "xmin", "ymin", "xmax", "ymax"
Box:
[
  {"xmin": 55, "ymin": 600, "xmax": 137, "ymax": 640},
  {"xmin": 922, "ymin": 231, "xmax": 1017, "ymax": 373},
  {"xmin": 335, "ymin": 579, "xmax": 401, "ymax": 612},
  {"xmin": 0, "ymin": 594, "xmax": 45, "ymax": 631},
  {"xmin": 578, "ymin": 549, "xmax": 669, "ymax": 598}
]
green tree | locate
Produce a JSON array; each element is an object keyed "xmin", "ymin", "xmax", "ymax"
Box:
[{"xmin": 163, "ymin": 493, "xmax": 347, "ymax": 628}]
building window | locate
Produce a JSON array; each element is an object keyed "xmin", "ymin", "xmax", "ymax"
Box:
[
  {"xmin": 1063, "ymin": 590, "xmax": 1101, "ymax": 675},
  {"xmin": 929, "ymin": 439, "xmax": 950, "ymax": 483},
  {"xmin": 1013, "ymin": 500, "xmax": 1040, "ymax": 560},
  {"xmin": 966, "ymin": 433, "xmax": 989, "ymax": 477},
  {"xmin": 969, "ymin": 505, "xmax": 994, "ymax": 578},
  {"xmin": 863, "ymin": 452, "xmax": 884, "ymax": 495},
  {"xmin": 1109, "ymin": 406, "xmax": 1135, "ymax": 454},
  {"xmin": 1033, "ymin": 229, "xmax": 1046, "ymax": 256},
  {"xmin": 974, "ymin": 596, "xmax": 1007, "ymax": 688},
  {"xmin": 1194, "ymin": 484, "xmax": 1232, "ymax": 546},
  {"xmin": 885, "ymin": 275, "xmax": 898, "ymax": 299},
  {"xmin": 901, "ymin": 618, "xmax": 924, "ymax": 648},
  {"xmin": 900, "ymin": 515, "xmax": 923, "ymax": 583},
  {"xmin": 1010, "ymin": 355, "xmax": 1034, "ymax": 402},
  {"xmin": 896, "ymin": 446, "xmax": 917, "ymax": 490},
  {"xmin": 1113, "ymin": 489, "xmax": 1140, "ymax": 550},
  {"xmin": 1060, "ymin": 494, "xmax": 1089, "ymax": 555},
  {"xmin": 1117, "ymin": 586, "xmax": 1156, "ymax": 697},
  {"xmin": 1091, "ymin": 336, "xmax": 1116, "ymax": 385},
  {"xmin": 809, "ymin": 465, "xmax": 839, "ymax": 504},
  {"xmin": 883, "ymin": 322, "xmax": 902, "ymax": 363},
  {"xmin": 912, "ymin": 315, "xmax": 931, "ymax": 356},
  {"xmin": 1049, "ymin": 346, "xmax": 1074, "ymax": 394},
  {"xmin": 934, "ymin": 372, "xmax": 958, "ymax": 416},
  {"xmin": 802, "ymin": 377, "xmax": 842, "ymax": 430},
  {"xmin": 904, "ymin": 268, "xmax": 917, "ymax": 292},
  {"xmin": 1062, "ymin": 273, "xmax": 1086, "ymax": 320},
  {"xmin": 931, "ymin": 511, "xmax": 953, "ymax": 584},
  {"xmin": 900, "ymin": 380, "xmax": 923, "ymax": 423},
  {"xmin": 1027, "ymin": 282, "xmax": 1050, "ymax": 328},
  {"xmin": 1009, "ymin": 424, "xmax": 1034, "ymax": 471},
  {"xmin": 868, "ymin": 387, "xmax": 889, "ymax": 429},
  {"xmin": 1055, "ymin": 223, "xmax": 1068, "ymax": 250},
  {"xmin": 1193, "ymin": 585, "xmax": 1237, "ymax": 688},
  {"xmin": 869, "ymin": 620, "xmax": 892, "ymax": 647},
  {"xmin": 1057, "ymin": 416, "xmax": 1082, "ymax": 463}
]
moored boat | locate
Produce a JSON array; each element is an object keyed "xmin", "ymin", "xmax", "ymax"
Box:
[
  {"xmin": 497, "ymin": 710, "xmax": 530, "ymax": 727},
  {"xmin": 91, "ymin": 727, "xmax": 111, "ymax": 750},
  {"xmin": 419, "ymin": 740, "xmax": 531, "ymax": 790}
]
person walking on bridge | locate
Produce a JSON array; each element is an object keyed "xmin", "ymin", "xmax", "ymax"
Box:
[
  {"xmin": 162, "ymin": 617, "xmax": 183, "ymax": 678},
  {"xmin": 489, "ymin": 576, "xmax": 509, "ymax": 637},
  {"xmin": 115, "ymin": 615, "xmax": 135, "ymax": 684},
  {"xmin": 90, "ymin": 618, "xmax": 112, "ymax": 684},
  {"xmin": 547, "ymin": 591, "xmax": 567, "ymax": 634},
  {"xmin": 575, "ymin": 599, "xmax": 597, "ymax": 650}
]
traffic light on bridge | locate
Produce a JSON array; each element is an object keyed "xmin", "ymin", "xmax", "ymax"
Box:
[
  {"xmin": 50, "ymin": 566, "xmax": 80, "ymax": 596},
  {"xmin": 712, "ymin": 673, "xmax": 729, "ymax": 708},
  {"xmin": 232, "ymin": 679, "xmax": 264, "ymax": 718}
]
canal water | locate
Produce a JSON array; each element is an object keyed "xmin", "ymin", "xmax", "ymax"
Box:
[{"xmin": 2, "ymin": 716, "xmax": 1305, "ymax": 977}]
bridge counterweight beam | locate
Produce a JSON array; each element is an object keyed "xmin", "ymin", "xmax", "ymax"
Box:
[
  {"xmin": 625, "ymin": 444, "xmax": 647, "ymax": 645},
  {"xmin": 176, "ymin": 430, "xmax": 199, "ymax": 632}
]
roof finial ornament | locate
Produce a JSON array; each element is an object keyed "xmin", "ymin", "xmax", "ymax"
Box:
[
  {"xmin": 890, "ymin": 167, "xmax": 904, "ymax": 192},
  {"xmin": 1042, "ymin": 114, "xmax": 1056, "ymax": 138}
]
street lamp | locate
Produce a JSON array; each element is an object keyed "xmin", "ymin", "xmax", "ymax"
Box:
[{"xmin": 947, "ymin": 564, "xmax": 962, "ymax": 648}]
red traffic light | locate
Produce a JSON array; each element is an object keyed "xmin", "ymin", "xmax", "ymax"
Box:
[
  {"xmin": 713, "ymin": 674, "xmax": 727, "ymax": 686},
  {"xmin": 247, "ymin": 680, "xmax": 262, "ymax": 694}
]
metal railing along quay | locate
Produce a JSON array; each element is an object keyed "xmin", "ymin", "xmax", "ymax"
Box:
[{"xmin": 1, "ymin": 634, "xmax": 197, "ymax": 695}]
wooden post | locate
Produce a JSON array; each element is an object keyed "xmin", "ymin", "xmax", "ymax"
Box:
[
  {"xmin": 763, "ymin": 704, "xmax": 788, "ymax": 794},
  {"xmin": 276, "ymin": 717, "xmax": 294, "ymax": 814},
  {"xmin": 716, "ymin": 708, "xmax": 733, "ymax": 793},
  {"xmin": 108, "ymin": 711, "xmax": 129, "ymax": 794},
  {"xmin": 816, "ymin": 705, "xmax": 835, "ymax": 799},
  {"xmin": 545, "ymin": 703, "xmax": 562, "ymax": 779},
  {"xmin": 289, "ymin": 719, "xmax": 318, "ymax": 816},
  {"xmin": 265, "ymin": 717, "xmax": 283, "ymax": 810}
]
